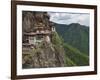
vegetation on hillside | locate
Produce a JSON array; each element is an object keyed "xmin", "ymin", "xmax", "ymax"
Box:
[
  {"xmin": 51, "ymin": 31, "xmax": 89, "ymax": 66},
  {"xmin": 54, "ymin": 23, "xmax": 89, "ymax": 55}
]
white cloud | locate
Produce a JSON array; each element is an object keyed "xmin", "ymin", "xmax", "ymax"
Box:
[{"xmin": 48, "ymin": 12, "xmax": 90, "ymax": 26}]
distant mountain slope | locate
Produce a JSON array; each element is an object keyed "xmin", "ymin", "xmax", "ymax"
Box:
[
  {"xmin": 54, "ymin": 23, "xmax": 89, "ymax": 55},
  {"xmin": 51, "ymin": 31, "xmax": 89, "ymax": 66},
  {"xmin": 63, "ymin": 43, "xmax": 89, "ymax": 66}
]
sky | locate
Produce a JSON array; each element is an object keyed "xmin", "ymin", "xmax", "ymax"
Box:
[{"xmin": 48, "ymin": 12, "xmax": 90, "ymax": 26}]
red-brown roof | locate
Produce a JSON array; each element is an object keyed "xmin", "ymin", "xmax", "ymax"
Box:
[{"xmin": 24, "ymin": 31, "xmax": 51, "ymax": 36}]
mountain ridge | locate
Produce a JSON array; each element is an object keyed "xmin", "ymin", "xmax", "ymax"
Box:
[{"xmin": 54, "ymin": 22, "xmax": 89, "ymax": 55}]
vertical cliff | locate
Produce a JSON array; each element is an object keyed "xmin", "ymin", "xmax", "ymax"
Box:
[{"xmin": 22, "ymin": 11, "xmax": 66, "ymax": 68}]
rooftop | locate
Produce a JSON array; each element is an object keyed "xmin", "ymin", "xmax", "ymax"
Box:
[{"xmin": 24, "ymin": 31, "xmax": 51, "ymax": 36}]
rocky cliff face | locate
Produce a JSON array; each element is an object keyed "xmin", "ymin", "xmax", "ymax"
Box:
[
  {"xmin": 22, "ymin": 11, "xmax": 66, "ymax": 68},
  {"xmin": 22, "ymin": 11, "xmax": 51, "ymax": 33},
  {"xmin": 22, "ymin": 41, "xmax": 65, "ymax": 68}
]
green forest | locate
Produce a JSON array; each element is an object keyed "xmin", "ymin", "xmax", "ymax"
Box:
[{"xmin": 54, "ymin": 23, "xmax": 89, "ymax": 66}]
